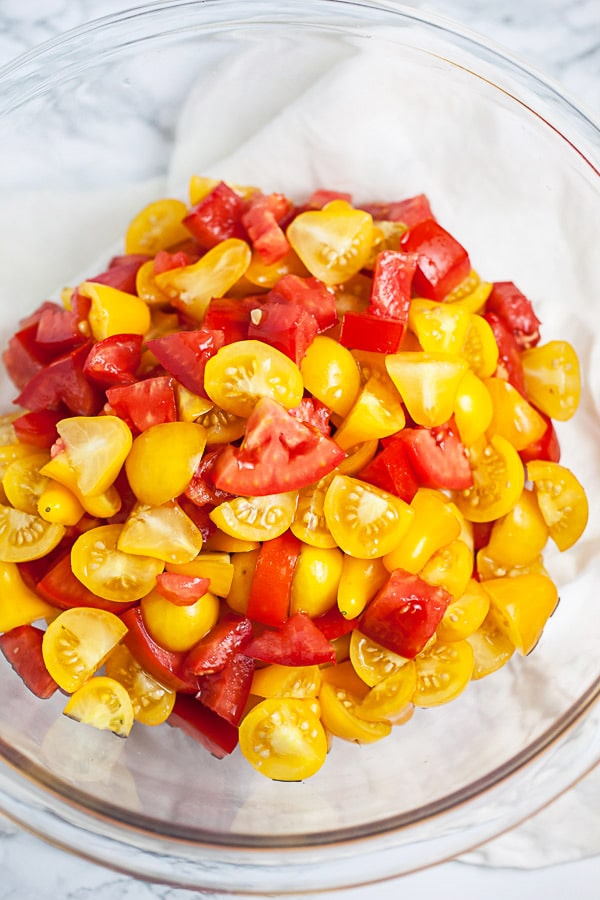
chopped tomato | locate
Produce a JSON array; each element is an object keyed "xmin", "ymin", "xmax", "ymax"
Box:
[
  {"xmin": 239, "ymin": 697, "xmax": 327, "ymax": 779},
  {"xmin": 91, "ymin": 253, "xmax": 150, "ymax": 294},
  {"xmin": 400, "ymin": 218, "xmax": 471, "ymax": 301},
  {"xmin": 168, "ymin": 692, "xmax": 239, "ymax": 758},
  {"xmin": 360, "ymin": 569, "xmax": 451, "ymax": 659},
  {"xmin": 247, "ymin": 300, "xmax": 319, "ymax": 365},
  {"xmin": 288, "ymin": 397, "xmax": 331, "ymax": 436},
  {"xmin": 15, "ymin": 341, "xmax": 102, "ymax": 417},
  {"xmin": 182, "ymin": 181, "xmax": 246, "ymax": 249},
  {"xmin": 360, "ymin": 193, "xmax": 433, "ymax": 228},
  {"xmin": 242, "ymin": 192, "xmax": 292, "ymax": 264},
  {"xmin": 519, "ymin": 413, "xmax": 561, "ymax": 464},
  {"xmin": 106, "ymin": 375, "xmax": 178, "ymax": 432},
  {"xmin": 306, "ymin": 189, "xmax": 352, "ymax": 209},
  {"xmin": 211, "ymin": 397, "xmax": 345, "ymax": 497},
  {"xmin": 184, "ymin": 448, "xmax": 234, "ymax": 507},
  {"xmin": 267, "ymin": 274, "xmax": 338, "ymax": 332},
  {"xmin": 182, "ymin": 613, "xmax": 254, "ymax": 676},
  {"xmin": 155, "ymin": 571, "xmax": 210, "ymax": 605},
  {"xmin": 196, "ymin": 651, "xmax": 255, "ymax": 725},
  {"xmin": 244, "ymin": 612, "xmax": 336, "ymax": 666},
  {"xmin": 0, "ymin": 624, "xmax": 58, "ymax": 699},
  {"xmin": 2, "ymin": 322, "xmax": 46, "ymax": 391},
  {"xmin": 146, "ymin": 328, "xmax": 225, "ymax": 397},
  {"xmin": 485, "ymin": 281, "xmax": 541, "ymax": 349},
  {"xmin": 12, "ymin": 409, "xmax": 64, "ymax": 449},
  {"xmin": 34, "ymin": 303, "xmax": 87, "ymax": 355},
  {"xmin": 36, "ymin": 552, "xmax": 139, "ymax": 614},
  {"xmin": 339, "ymin": 311, "xmax": 406, "ymax": 353},
  {"xmin": 367, "ymin": 250, "xmax": 418, "ymax": 321},
  {"xmin": 203, "ymin": 296, "xmax": 254, "ymax": 344},
  {"xmin": 120, "ymin": 606, "xmax": 198, "ymax": 694},
  {"xmin": 246, "ymin": 530, "xmax": 301, "ymax": 627},
  {"xmin": 483, "ymin": 311, "xmax": 526, "ymax": 395},
  {"xmin": 397, "ymin": 422, "xmax": 473, "ymax": 491},
  {"xmin": 313, "ymin": 603, "xmax": 360, "ymax": 640},
  {"xmin": 358, "ymin": 437, "xmax": 419, "ymax": 503},
  {"xmin": 83, "ymin": 334, "xmax": 143, "ymax": 386}
]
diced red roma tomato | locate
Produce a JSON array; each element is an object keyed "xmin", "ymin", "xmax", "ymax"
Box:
[
  {"xmin": 359, "ymin": 437, "xmax": 419, "ymax": 502},
  {"xmin": 519, "ymin": 412, "xmax": 561, "ymax": 464},
  {"xmin": 120, "ymin": 606, "xmax": 199, "ymax": 693},
  {"xmin": 400, "ymin": 218, "xmax": 471, "ymax": 301},
  {"xmin": 212, "ymin": 397, "xmax": 345, "ymax": 497},
  {"xmin": 288, "ymin": 397, "xmax": 331, "ymax": 436},
  {"xmin": 36, "ymin": 553, "xmax": 139, "ymax": 614},
  {"xmin": 339, "ymin": 310, "xmax": 405, "ymax": 353},
  {"xmin": 183, "ymin": 181, "xmax": 246, "ymax": 250},
  {"xmin": 83, "ymin": 334, "xmax": 143, "ymax": 386},
  {"xmin": 185, "ymin": 448, "xmax": 235, "ymax": 507},
  {"xmin": 106, "ymin": 375, "xmax": 177, "ymax": 432},
  {"xmin": 196, "ymin": 652, "xmax": 255, "ymax": 726},
  {"xmin": 35, "ymin": 303, "xmax": 87, "ymax": 355},
  {"xmin": 247, "ymin": 301, "xmax": 319, "ymax": 366},
  {"xmin": 306, "ymin": 189, "xmax": 352, "ymax": 209},
  {"xmin": 268, "ymin": 274, "xmax": 338, "ymax": 332},
  {"xmin": 168, "ymin": 692, "xmax": 239, "ymax": 758},
  {"xmin": 2, "ymin": 322, "xmax": 48, "ymax": 390},
  {"xmin": 203, "ymin": 296, "xmax": 255, "ymax": 344},
  {"xmin": 182, "ymin": 613, "xmax": 254, "ymax": 676},
  {"xmin": 244, "ymin": 612, "xmax": 336, "ymax": 666},
  {"xmin": 12, "ymin": 409, "xmax": 64, "ymax": 448},
  {"xmin": 147, "ymin": 328, "xmax": 225, "ymax": 397},
  {"xmin": 246, "ymin": 530, "xmax": 301, "ymax": 628},
  {"xmin": 313, "ymin": 604, "xmax": 359, "ymax": 640},
  {"xmin": 15, "ymin": 341, "xmax": 102, "ymax": 416},
  {"xmin": 484, "ymin": 311, "xmax": 527, "ymax": 395},
  {"xmin": 360, "ymin": 193, "xmax": 434, "ymax": 228},
  {"xmin": 91, "ymin": 254, "xmax": 150, "ymax": 294},
  {"xmin": 368, "ymin": 250, "xmax": 418, "ymax": 321},
  {"xmin": 242, "ymin": 193, "xmax": 292, "ymax": 265},
  {"xmin": 155, "ymin": 572, "xmax": 211, "ymax": 606},
  {"xmin": 360, "ymin": 569, "xmax": 451, "ymax": 659},
  {"xmin": 397, "ymin": 421, "xmax": 473, "ymax": 491},
  {"xmin": 485, "ymin": 281, "xmax": 541, "ymax": 349},
  {"xmin": 153, "ymin": 248, "xmax": 197, "ymax": 274},
  {"xmin": 0, "ymin": 624, "xmax": 58, "ymax": 699}
]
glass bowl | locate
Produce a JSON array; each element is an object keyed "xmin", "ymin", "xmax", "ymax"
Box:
[{"xmin": 0, "ymin": 0, "xmax": 599, "ymax": 893}]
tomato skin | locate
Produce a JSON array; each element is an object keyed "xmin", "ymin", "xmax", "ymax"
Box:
[
  {"xmin": 83, "ymin": 334, "xmax": 143, "ymax": 387},
  {"xmin": 485, "ymin": 281, "xmax": 541, "ymax": 349},
  {"xmin": 244, "ymin": 612, "xmax": 336, "ymax": 666},
  {"xmin": 146, "ymin": 329, "xmax": 225, "ymax": 397},
  {"xmin": 0, "ymin": 624, "xmax": 59, "ymax": 699},
  {"xmin": 268, "ymin": 274, "xmax": 338, "ymax": 332},
  {"xmin": 339, "ymin": 311, "xmax": 405, "ymax": 354},
  {"xmin": 196, "ymin": 651, "xmax": 255, "ymax": 726},
  {"xmin": 367, "ymin": 250, "xmax": 418, "ymax": 321},
  {"xmin": 168, "ymin": 692, "xmax": 239, "ymax": 758},
  {"xmin": 246, "ymin": 530, "xmax": 301, "ymax": 627},
  {"xmin": 182, "ymin": 613, "xmax": 254, "ymax": 676},
  {"xmin": 182, "ymin": 181, "xmax": 246, "ymax": 250},
  {"xmin": 247, "ymin": 300, "xmax": 319, "ymax": 366},
  {"xmin": 360, "ymin": 569, "xmax": 451, "ymax": 659},
  {"xmin": 212, "ymin": 397, "xmax": 345, "ymax": 497},
  {"xmin": 397, "ymin": 423, "xmax": 473, "ymax": 491},
  {"xmin": 120, "ymin": 606, "xmax": 199, "ymax": 694},
  {"xmin": 155, "ymin": 572, "xmax": 210, "ymax": 605},
  {"xmin": 106, "ymin": 375, "xmax": 177, "ymax": 432},
  {"xmin": 400, "ymin": 219, "xmax": 471, "ymax": 301}
]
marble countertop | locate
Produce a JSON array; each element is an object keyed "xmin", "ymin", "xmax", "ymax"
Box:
[{"xmin": 0, "ymin": 1, "xmax": 599, "ymax": 898}]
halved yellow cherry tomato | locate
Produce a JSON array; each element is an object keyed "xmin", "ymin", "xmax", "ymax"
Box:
[
  {"xmin": 118, "ymin": 501, "xmax": 203, "ymax": 565},
  {"xmin": 319, "ymin": 681, "xmax": 391, "ymax": 743},
  {"xmin": 140, "ymin": 589, "xmax": 219, "ymax": 653},
  {"xmin": 166, "ymin": 551, "xmax": 234, "ymax": 598},
  {"xmin": 57, "ymin": 415, "xmax": 132, "ymax": 497},
  {"xmin": 364, "ymin": 221, "xmax": 408, "ymax": 269},
  {"xmin": 476, "ymin": 548, "xmax": 549, "ymax": 581},
  {"xmin": 291, "ymin": 472, "xmax": 337, "ymax": 549},
  {"xmin": 195, "ymin": 406, "xmax": 247, "ymax": 445},
  {"xmin": 444, "ymin": 272, "xmax": 492, "ymax": 313},
  {"xmin": 333, "ymin": 376, "xmax": 406, "ymax": 450},
  {"xmin": 453, "ymin": 435, "xmax": 525, "ymax": 523},
  {"xmin": 0, "ymin": 561, "xmax": 56, "ymax": 632},
  {"xmin": 245, "ymin": 247, "xmax": 309, "ymax": 288},
  {"xmin": 337, "ymin": 555, "xmax": 388, "ymax": 620},
  {"xmin": 105, "ymin": 643, "xmax": 175, "ymax": 726},
  {"xmin": 0, "ymin": 414, "xmax": 18, "ymax": 446},
  {"xmin": 466, "ymin": 607, "xmax": 515, "ymax": 679},
  {"xmin": 408, "ymin": 298, "xmax": 471, "ymax": 355},
  {"xmin": 349, "ymin": 629, "xmax": 410, "ymax": 687},
  {"xmin": 71, "ymin": 524, "xmax": 163, "ymax": 602},
  {"xmin": 125, "ymin": 198, "xmax": 189, "ymax": 255},
  {"xmin": 210, "ymin": 492, "xmax": 298, "ymax": 542},
  {"xmin": 385, "ymin": 351, "xmax": 468, "ymax": 427},
  {"xmin": 289, "ymin": 544, "xmax": 343, "ymax": 618},
  {"xmin": 40, "ymin": 453, "xmax": 122, "ymax": 519},
  {"xmin": 324, "ymin": 474, "xmax": 414, "ymax": 559},
  {"xmin": 204, "ymin": 340, "xmax": 304, "ymax": 418},
  {"xmin": 79, "ymin": 282, "xmax": 151, "ymax": 341},
  {"xmin": 300, "ymin": 335, "xmax": 361, "ymax": 418},
  {"xmin": 484, "ymin": 377, "xmax": 547, "ymax": 451},
  {"xmin": 0, "ymin": 504, "xmax": 65, "ymax": 563},
  {"xmin": 42, "ymin": 606, "xmax": 128, "ymax": 693},
  {"xmin": 336, "ymin": 439, "xmax": 379, "ymax": 476},
  {"xmin": 135, "ymin": 259, "xmax": 171, "ymax": 307},
  {"xmin": 461, "ymin": 313, "xmax": 499, "ymax": 376},
  {"xmin": 420, "ymin": 538, "xmax": 473, "ymax": 600},
  {"xmin": 483, "ymin": 573, "xmax": 558, "ymax": 655},
  {"xmin": 453, "ymin": 369, "xmax": 493, "ymax": 446},
  {"xmin": 0, "ymin": 442, "xmax": 43, "ymax": 486},
  {"xmin": 383, "ymin": 488, "xmax": 462, "ymax": 574},
  {"xmin": 521, "ymin": 340, "xmax": 581, "ymax": 421},
  {"xmin": 413, "ymin": 640, "xmax": 474, "ymax": 707},
  {"xmin": 155, "ymin": 238, "xmax": 251, "ymax": 321},
  {"xmin": 63, "ymin": 675, "xmax": 134, "ymax": 737},
  {"xmin": 125, "ymin": 421, "xmax": 207, "ymax": 506},
  {"xmin": 2, "ymin": 451, "xmax": 50, "ymax": 514},
  {"xmin": 251, "ymin": 664, "xmax": 322, "ymax": 700},
  {"xmin": 526, "ymin": 460, "xmax": 588, "ymax": 551},
  {"xmin": 436, "ymin": 578, "xmax": 491, "ymax": 642},
  {"xmin": 485, "ymin": 488, "xmax": 548, "ymax": 567},
  {"xmin": 355, "ymin": 661, "xmax": 417, "ymax": 724},
  {"xmin": 174, "ymin": 385, "xmax": 213, "ymax": 423},
  {"xmin": 320, "ymin": 658, "xmax": 370, "ymax": 696},
  {"xmin": 287, "ymin": 200, "xmax": 374, "ymax": 285},
  {"xmin": 38, "ymin": 480, "xmax": 86, "ymax": 527},
  {"xmin": 239, "ymin": 697, "xmax": 328, "ymax": 781}
]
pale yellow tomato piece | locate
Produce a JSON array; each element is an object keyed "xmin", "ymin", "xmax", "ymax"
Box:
[
  {"xmin": 289, "ymin": 544, "xmax": 343, "ymax": 618},
  {"xmin": 462, "ymin": 313, "xmax": 499, "ymax": 377},
  {"xmin": 521, "ymin": 340, "xmax": 581, "ymax": 421},
  {"xmin": 476, "ymin": 548, "xmax": 549, "ymax": 582},
  {"xmin": 482, "ymin": 573, "xmax": 558, "ymax": 655},
  {"xmin": 42, "ymin": 607, "xmax": 128, "ymax": 693},
  {"xmin": 118, "ymin": 501, "xmax": 203, "ymax": 565},
  {"xmin": 2, "ymin": 451, "xmax": 50, "ymax": 515},
  {"xmin": 57, "ymin": 415, "xmax": 132, "ymax": 497},
  {"xmin": 324, "ymin": 474, "xmax": 414, "ymax": 559},
  {"xmin": 408, "ymin": 298, "xmax": 471, "ymax": 355},
  {"xmin": 63, "ymin": 675, "xmax": 134, "ymax": 737},
  {"xmin": 37, "ymin": 480, "xmax": 85, "ymax": 527},
  {"xmin": 484, "ymin": 377, "xmax": 547, "ymax": 451},
  {"xmin": 526, "ymin": 460, "xmax": 588, "ymax": 551},
  {"xmin": 210, "ymin": 492, "xmax": 298, "ymax": 543},
  {"xmin": 155, "ymin": 238, "xmax": 251, "ymax": 320},
  {"xmin": 79, "ymin": 281, "xmax": 151, "ymax": 341},
  {"xmin": 251, "ymin": 664, "xmax": 322, "ymax": 700},
  {"xmin": 336, "ymin": 439, "xmax": 379, "ymax": 476},
  {"xmin": 204, "ymin": 339, "xmax": 304, "ymax": 418},
  {"xmin": 291, "ymin": 472, "xmax": 337, "ymax": 549},
  {"xmin": 413, "ymin": 640, "xmax": 474, "ymax": 707},
  {"xmin": 105, "ymin": 643, "xmax": 175, "ymax": 726},
  {"xmin": 140, "ymin": 589, "xmax": 219, "ymax": 653},
  {"xmin": 300, "ymin": 335, "xmax": 361, "ymax": 418},
  {"xmin": 287, "ymin": 200, "xmax": 374, "ymax": 285},
  {"xmin": 333, "ymin": 376, "xmax": 405, "ymax": 451},
  {"xmin": 71, "ymin": 524, "xmax": 163, "ymax": 602},
  {"xmin": 383, "ymin": 488, "xmax": 462, "ymax": 574},
  {"xmin": 0, "ymin": 561, "xmax": 56, "ymax": 632},
  {"xmin": 39, "ymin": 452, "xmax": 122, "ymax": 518},
  {"xmin": 239, "ymin": 697, "xmax": 328, "ymax": 780},
  {"xmin": 466, "ymin": 607, "xmax": 516, "ymax": 680},
  {"xmin": 245, "ymin": 248, "xmax": 309, "ymax": 288},
  {"xmin": 436, "ymin": 578, "xmax": 491, "ymax": 642},
  {"xmin": 355, "ymin": 661, "xmax": 417, "ymax": 723},
  {"xmin": 453, "ymin": 435, "xmax": 525, "ymax": 523},
  {"xmin": 0, "ymin": 504, "xmax": 65, "ymax": 563},
  {"xmin": 385, "ymin": 351, "xmax": 468, "ymax": 428},
  {"xmin": 420, "ymin": 538, "xmax": 473, "ymax": 600},
  {"xmin": 319, "ymin": 681, "xmax": 391, "ymax": 743},
  {"xmin": 453, "ymin": 369, "xmax": 493, "ymax": 446},
  {"xmin": 125, "ymin": 198, "xmax": 189, "ymax": 255},
  {"xmin": 349, "ymin": 629, "xmax": 410, "ymax": 687},
  {"xmin": 125, "ymin": 421, "xmax": 207, "ymax": 506},
  {"xmin": 486, "ymin": 488, "xmax": 548, "ymax": 567}
]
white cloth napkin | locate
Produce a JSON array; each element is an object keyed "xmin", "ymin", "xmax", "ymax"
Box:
[{"xmin": 1, "ymin": 34, "xmax": 599, "ymax": 870}]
